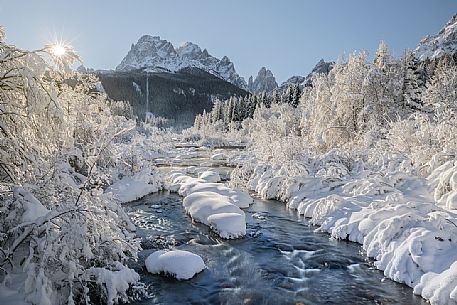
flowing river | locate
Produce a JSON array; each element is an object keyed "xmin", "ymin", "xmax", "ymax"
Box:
[{"xmin": 126, "ymin": 148, "xmax": 427, "ymax": 305}]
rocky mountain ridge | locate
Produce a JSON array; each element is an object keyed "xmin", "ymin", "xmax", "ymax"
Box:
[{"xmin": 116, "ymin": 35, "xmax": 247, "ymax": 89}]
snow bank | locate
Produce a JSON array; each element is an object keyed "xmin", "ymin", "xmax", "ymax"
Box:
[
  {"xmin": 414, "ymin": 260, "xmax": 457, "ymax": 305},
  {"xmin": 106, "ymin": 166, "xmax": 162, "ymax": 203},
  {"xmin": 239, "ymin": 158, "xmax": 457, "ymax": 305},
  {"xmin": 429, "ymin": 160, "xmax": 457, "ymax": 210},
  {"xmin": 145, "ymin": 250, "xmax": 205, "ymax": 280},
  {"xmin": 175, "ymin": 151, "xmax": 198, "ymax": 160},
  {"xmin": 165, "ymin": 172, "xmax": 252, "ymax": 238},
  {"xmin": 85, "ymin": 263, "xmax": 140, "ymax": 305},
  {"xmin": 198, "ymin": 170, "xmax": 221, "ymax": 183},
  {"xmin": 210, "ymin": 153, "xmax": 227, "ymax": 160}
]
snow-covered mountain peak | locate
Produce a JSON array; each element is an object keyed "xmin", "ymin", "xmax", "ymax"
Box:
[
  {"xmin": 138, "ymin": 35, "xmax": 161, "ymax": 43},
  {"xmin": 279, "ymin": 59, "xmax": 334, "ymax": 90},
  {"xmin": 221, "ymin": 56, "xmax": 230, "ymax": 63},
  {"xmin": 116, "ymin": 36, "xmax": 247, "ymax": 89},
  {"xmin": 247, "ymin": 67, "xmax": 278, "ymax": 94},
  {"xmin": 415, "ymin": 13, "xmax": 457, "ymax": 60},
  {"xmin": 176, "ymin": 42, "xmax": 202, "ymax": 59}
]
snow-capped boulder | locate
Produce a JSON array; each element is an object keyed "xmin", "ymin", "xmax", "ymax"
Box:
[
  {"xmin": 207, "ymin": 212, "xmax": 246, "ymax": 239},
  {"xmin": 198, "ymin": 170, "xmax": 221, "ymax": 183},
  {"xmin": 145, "ymin": 250, "xmax": 205, "ymax": 280},
  {"xmin": 183, "ymin": 191, "xmax": 246, "ymax": 239},
  {"xmin": 166, "ymin": 170, "xmax": 252, "ymax": 238},
  {"xmin": 210, "ymin": 153, "xmax": 227, "ymax": 161}
]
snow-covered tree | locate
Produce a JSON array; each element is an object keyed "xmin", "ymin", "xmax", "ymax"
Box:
[
  {"xmin": 423, "ymin": 60, "xmax": 457, "ymax": 117},
  {"xmin": 0, "ymin": 30, "xmax": 164, "ymax": 305},
  {"xmin": 402, "ymin": 52, "xmax": 427, "ymax": 111}
]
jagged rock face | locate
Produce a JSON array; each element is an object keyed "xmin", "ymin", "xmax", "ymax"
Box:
[
  {"xmin": 415, "ymin": 13, "xmax": 457, "ymax": 60},
  {"xmin": 116, "ymin": 35, "xmax": 247, "ymax": 89},
  {"xmin": 247, "ymin": 67, "xmax": 278, "ymax": 94},
  {"xmin": 280, "ymin": 59, "xmax": 334, "ymax": 90}
]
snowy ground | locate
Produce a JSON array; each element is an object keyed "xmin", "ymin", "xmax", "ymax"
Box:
[{"xmin": 233, "ymin": 154, "xmax": 457, "ymax": 305}]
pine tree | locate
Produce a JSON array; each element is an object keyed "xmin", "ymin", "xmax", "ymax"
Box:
[
  {"xmin": 260, "ymin": 91, "xmax": 271, "ymax": 108},
  {"xmin": 292, "ymin": 85, "xmax": 301, "ymax": 108},
  {"xmin": 272, "ymin": 90, "xmax": 281, "ymax": 105},
  {"xmin": 403, "ymin": 52, "xmax": 427, "ymax": 111},
  {"xmin": 423, "ymin": 60, "xmax": 457, "ymax": 117},
  {"xmin": 223, "ymin": 97, "xmax": 234, "ymax": 125},
  {"xmin": 374, "ymin": 40, "xmax": 392, "ymax": 71},
  {"xmin": 211, "ymin": 99, "xmax": 223, "ymax": 122}
]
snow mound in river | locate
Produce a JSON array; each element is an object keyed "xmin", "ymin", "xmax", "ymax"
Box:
[
  {"xmin": 178, "ymin": 181, "xmax": 253, "ymax": 208},
  {"xmin": 210, "ymin": 153, "xmax": 227, "ymax": 160},
  {"xmin": 145, "ymin": 250, "xmax": 205, "ymax": 280},
  {"xmin": 207, "ymin": 212, "xmax": 246, "ymax": 239},
  {"xmin": 166, "ymin": 171, "xmax": 252, "ymax": 238},
  {"xmin": 183, "ymin": 191, "xmax": 246, "ymax": 238},
  {"xmin": 198, "ymin": 170, "xmax": 221, "ymax": 183}
]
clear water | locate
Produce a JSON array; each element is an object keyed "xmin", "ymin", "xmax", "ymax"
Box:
[{"xmin": 126, "ymin": 190, "xmax": 427, "ymax": 305}]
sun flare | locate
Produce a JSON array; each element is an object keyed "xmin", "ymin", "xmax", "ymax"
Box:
[{"xmin": 50, "ymin": 44, "xmax": 66, "ymax": 57}]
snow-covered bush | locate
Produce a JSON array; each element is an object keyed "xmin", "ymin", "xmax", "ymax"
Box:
[{"xmin": 0, "ymin": 32, "xmax": 161, "ymax": 304}]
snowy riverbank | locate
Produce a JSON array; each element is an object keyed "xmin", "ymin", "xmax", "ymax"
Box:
[{"xmin": 230, "ymin": 151, "xmax": 457, "ymax": 305}]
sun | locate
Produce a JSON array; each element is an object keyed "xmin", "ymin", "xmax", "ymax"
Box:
[{"xmin": 50, "ymin": 44, "xmax": 66, "ymax": 57}]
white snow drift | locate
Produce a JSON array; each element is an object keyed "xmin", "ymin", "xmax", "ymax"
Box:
[
  {"xmin": 198, "ymin": 170, "xmax": 221, "ymax": 183},
  {"xmin": 166, "ymin": 170, "xmax": 252, "ymax": 238},
  {"xmin": 183, "ymin": 191, "xmax": 246, "ymax": 238},
  {"xmin": 236, "ymin": 156, "xmax": 457, "ymax": 305},
  {"xmin": 145, "ymin": 250, "xmax": 205, "ymax": 280}
]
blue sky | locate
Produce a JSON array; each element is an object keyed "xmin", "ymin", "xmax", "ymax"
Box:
[{"xmin": 1, "ymin": 0, "xmax": 456, "ymax": 83}]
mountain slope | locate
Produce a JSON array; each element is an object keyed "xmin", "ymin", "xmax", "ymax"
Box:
[
  {"xmin": 247, "ymin": 67, "xmax": 278, "ymax": 94},
  {"xmin": 280, "ymin": 59, "xmax": 334, "ymax": 90},
  {"xmin": 415, "ymin": 13, "xmax": 457, "ymax": 60},
  {"xmin": 98, "ymin": 67, "xmax": 248, "ymax": 128},
  {"xmin": 116, "ymin": 35, "xmax": 247, "ymax": 89}
]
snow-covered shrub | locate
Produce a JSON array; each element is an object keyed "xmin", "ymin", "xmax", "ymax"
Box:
[
  {"xmin": 0, "ymin": 33, "xmax": 160, "ymax": 304},
  {"xmin": 428, "ymin": 161, "xmax": 457, "ymax": 210}
]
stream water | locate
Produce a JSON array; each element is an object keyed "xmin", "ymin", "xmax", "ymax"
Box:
[{"xmin": 126, "ymin": 149, "xmax": 427, "ymax": 305}]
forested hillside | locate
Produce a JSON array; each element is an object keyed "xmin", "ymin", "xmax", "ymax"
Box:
[{"xmin": 98, "ymin": 67, "xmax": 248, "ymax": 127}]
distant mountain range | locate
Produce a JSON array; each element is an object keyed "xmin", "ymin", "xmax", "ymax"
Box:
[
  {"xmin": 114, "ymin": 35, "xmax": 336, "ymax": 95},
  {"xmin": 91, "ymin": 13, "xmax": 457, "ymax": 127},
  {"xmin": 116, "ymin": 35, "xmax": 247, "ymax": 90},
  {"xmin": 110, "ymin": 13, "xmax": 457, "ymax": 95}
]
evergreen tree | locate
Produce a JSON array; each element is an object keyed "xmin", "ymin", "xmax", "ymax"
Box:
[
  {"xmin": 374, "ymin": 40, "xmax": 392, "ymax": 71},
  {"xmin": 292, "ymin": 85, "xmax": 302, "ymax": 108},
  {"xmin": 403, "ymin": 52, "xmax": 427, "ymax": 111}
]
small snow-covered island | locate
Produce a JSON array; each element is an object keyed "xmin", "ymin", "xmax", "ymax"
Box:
[{"xmin": 1, "ymin": 2, "xmax": 457, "ymax": 305}]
